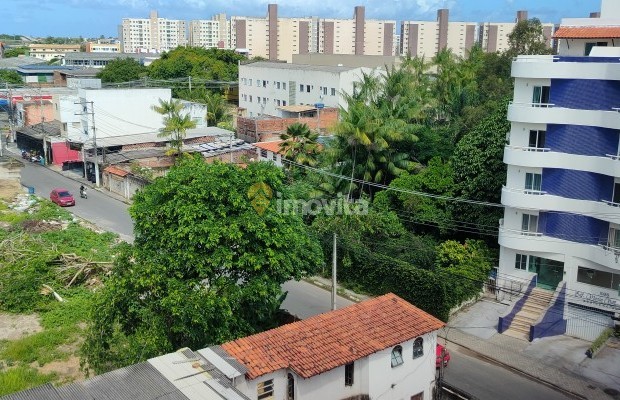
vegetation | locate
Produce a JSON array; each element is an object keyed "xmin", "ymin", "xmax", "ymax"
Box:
[
  {"xmin": 280, "ymin": 122, "xmax": 321, "ymax": 166},
  {"xmin": 96, "ymin": 58, "xmax": 147, "ymax": 83},
  {"xmin": 151, "ymin": 98, "xmax": 197, "ymax": 156},
  {"xmin": 2, "ymin": 46, "xmax": 28, "ymax": 58},
  {"xmin": 81, "ymin": 158, "xmax": 323, "ymax": 373},
  {"xmin": 0, "ymin": 70, "xmax": 22, "ymax": 84}
]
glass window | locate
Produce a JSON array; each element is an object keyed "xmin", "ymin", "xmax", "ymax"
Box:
[
  {"xmin": 532, "ymin": 86, "xmax": 550, "ymax": 106},
  {"xmin": 331, "ymin": 88, "xmax": 336, "ymax": 96},
  {"xmin": 391, "ymin": 345, "xmax": 403, "ymax": 367},
  {"xmin": 283, "ymin": 82, "xmax": 287, "ymax": 90},
  {"xmin": 412, "ymin": 337, "xmax": 423, "ymax": 359},
  {"xmin": 257, "ymin": 379, "xmax": 274, "ymax": 400},
  {"xmin": 528, "ymin": 130, "xmax": 546, "ymax": 149},
  {"xmin": 522, "ymin": 214, "xmax": 538, "ymax": 234},
  {"xmin": 613, "ymin": 183, "xmax": 620, "ymax": 204},
  {"xmin": 525, "ymin": 173, "xmax": 542, "ymax": 192},
  {"xmin": 577, "ymin": 267, "xmax": 617, "ymax": 289},
  {"xmin": 515, "ymin": 254, "xmax": 527, "ymax": 270},
  {"xmin": 306, "ymin": 85, "xmax": 311, "ymax": 93},
  {"xmin": 608, "ymin": 227, "xmax": 620, "ymax": 249},
  {"xmin": 344, "ymin": 362, "xmax": 354, "ymax": 386},
  {"xmin": 287, "ymin": 373, "xmax": 295, "ymax": 400},
  {"xmin": 300, "ymin": 84, "xmax": 304, "ymax": 92},
  {"xmin": 260, "ymin": 149, "xmax": 268, "ymax": 158}
]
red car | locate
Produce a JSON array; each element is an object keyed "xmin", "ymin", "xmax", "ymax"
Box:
[
  {"xmin": 436, "ymin": 344, "xmax": 451, "ymax": 368},
  {"xmin": 50, "ymin": 188, "xmax": 75, "ymax": 207}
]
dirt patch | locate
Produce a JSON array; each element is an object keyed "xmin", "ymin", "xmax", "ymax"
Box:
[
  {"xmin": 19, "ymin": 219, "xmax": 64, "ymax": 233},
  {"xmin": 37, "ymin": 355, "xmax": 86, "ymax": 383},
  {"xmin": 0, "ymin": 180, "xmax": 22, "ymax": 201},
  {"xmin": 0, "ymin": 313, "xmax": 42, "ymax": 340}
]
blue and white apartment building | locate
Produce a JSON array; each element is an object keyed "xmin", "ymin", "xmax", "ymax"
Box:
[{"xmin": 498, "ymin": 0, "xmax": 620, "ymax": 331}]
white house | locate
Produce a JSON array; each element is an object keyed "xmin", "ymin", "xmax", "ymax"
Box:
[
  {"xmin": 6, "ymin": 294, "xmax": 444, "ymax": 400},
  {"xmin": 238, "ymin": 61, "xmax": 374, "ymax": 118},
  {"xmin": 253, "ymin": 140, "xmax": 284, "ymax": 167},
  {"xmin": 497, "ymin": 0, "xmax": 620, "ymax": 341}
]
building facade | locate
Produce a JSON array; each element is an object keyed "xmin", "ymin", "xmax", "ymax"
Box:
[
  {"xmin": 27, "ymin": 44, "xmax": 81, "ymax": 61},
  {"xmin": 479, "ymin": 11, "xmax": 556, "ymax": 53},
  {"xmin": 85, "ymin": 40, "xmax": 121, "ymax": 53},
  {"xmin": 120, "ymin": 10, "xmax": 187, "ymax": 53},
  {"xmin": 238, "ymin": 61, "xmax": 371, "ymax": 118},
  {"xmin": 498, "ymin": 0, "xmax": 620, "ymax": 330},
  {"xmin": 189, "ymin": 19, "xmax": 222, "ymax": 49}
]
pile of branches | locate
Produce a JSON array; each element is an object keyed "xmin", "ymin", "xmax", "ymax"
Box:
[{"xmin": 53, "ymin": 253, "xmax": 113, "ymax": 288}]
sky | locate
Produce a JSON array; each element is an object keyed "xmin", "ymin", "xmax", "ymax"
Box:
[{"xmin": 3, "ymin": 0, "xmax": 603, "ymax": 38}]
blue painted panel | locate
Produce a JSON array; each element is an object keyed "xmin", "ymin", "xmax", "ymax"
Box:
[
  {"xmin": 550, "ymin": 79, "xmax": 620, "ymax": 110},
  {"xmin": 542, "ymin": 169, "xmax": 613, "ymax": 201},
  {"xmin": 546, "ymin": 124, "xmax": 619, "ymax": 157},
  {"xmin": 540, "ymin": 212, "xmax": 608, "ymax": 245}
]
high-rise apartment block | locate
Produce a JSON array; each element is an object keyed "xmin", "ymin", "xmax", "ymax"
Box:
[
  {"xmin": 497, "ymin": 0, "xmax": 620, "ymax": 340},
  {"xmin": 479, "ymin": 10, "xmax": 555, "ymax": 53},
  {"xmin": 120, "ymin": 10, "xmax": 187, "ymax": 53}
]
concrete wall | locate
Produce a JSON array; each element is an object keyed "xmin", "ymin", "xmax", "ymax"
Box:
[{"xmin": 237, "ymin": 108, "xmax": 338, "ymax": 143}]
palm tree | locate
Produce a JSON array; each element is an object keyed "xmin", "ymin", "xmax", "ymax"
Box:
[
  {"xmin": 152, "ymin": 98, "xmax": 196, "ymax": 156},
  {"xmin": 279, "ymin": 122, "xmax": 320, "ymax": 166},
  {"xmin": 205, "ymin": 92, "xmax": 231, "ymax": 126}
]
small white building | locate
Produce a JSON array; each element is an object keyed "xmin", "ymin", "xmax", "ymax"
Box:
[
  {"xmin": 238, "ymin": 61, "xmax": 374, "ymax": 118},
  {"xmin": 253, "ymin": 140, "xmax": 284, "ymax": 167}
]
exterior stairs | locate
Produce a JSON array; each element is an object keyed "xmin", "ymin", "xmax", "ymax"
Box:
[{"xmin": 503, "ymin": 288, "xmax": 555, "ymax": 341}]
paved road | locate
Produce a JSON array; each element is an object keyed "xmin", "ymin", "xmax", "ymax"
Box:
[
  {"xmin": 19, "ymin": 161, "xmax": 134, "ymax": 242},
  {"xmin": 444, "ymin": 349, "xmax": 574, "ymax": 400},
  {"xmin": 281, "ymin": 280, "xmax": 354, "ymax": 319}
]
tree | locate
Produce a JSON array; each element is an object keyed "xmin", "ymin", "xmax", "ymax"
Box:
[
  {"xmin": 205, "ymin": 91, "xmax": 231, "ymax": 126},
  {"xmin": 505, "ymin": 18, "xmax": 554, "ymax": 58},
  {"xmin": 82, "ymin": 158, "xmax": 324, "ymax": 373},
  {"xmin": 450, "ymin": 100, "xmax": 510, "ymax": 235},
  {"xmin": 0, "ymin": 70, "xmax": 22, "ymax": 84},
  {"xmin": 148, "ymin": 47, "xmax": 245, "ymax": 81},
  {"xmin": 152, "ymin": 98, "xmax": 196, "ymax": 156},
  {"xmin": 96, "ymin": 58, "xmax": 147, "ymax": 83},
  {"xmin": 279, "ymin": 122, "xmax": 320, "ymax": 166},
  {"xmin": 3, "ymin": 46, "xmax": 28, "ymax": 58}
]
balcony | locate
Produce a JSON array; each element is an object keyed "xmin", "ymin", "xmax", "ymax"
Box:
[
  {"xmin": 501, "ymin": 186, "xmax": 620, "ymax": 225},
  {"xmin": 498, "ymin": 226, "xmax": 620, "ymax": 272},
  {"xmin": 504, "ymin": 146, "xmax": 620, "ymax": 177},
  {"xmin": 508, "ymin": 102, "xmax": 620, "ymax": 130},
  {"xmin": 512, "ymin": 56, "xmax": 620, "ymax": 80}
]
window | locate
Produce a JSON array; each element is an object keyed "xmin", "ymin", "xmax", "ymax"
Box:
[
  {"xmin": 306, "ymin": 85, "xmax": 311, "ymax": 93},
  {"xmin": 528, "ymin": 130, "xmax": 546, "ymax": 149},
  {"xmin": 260, "ymin": 149, "xmax": 268, "ymax": 158},
  {"xmin": 287, "ymin": 373, "xmax": 295, "ymax": 400},
  {"xmin": 613, "ymin": 183, "xmax": 620, "ymax": 204},
  {"xmin": 249, "ymin": 79, "xmax": 252, "ymax": 86},
  {"xmin": 412, "ymin": 337, "xmax": 423, "ymax": 358},
  {"xmin": 391, "ymin": 345, "xmax": 404, "ymax": 367},
  {"xmin": 263, "ymin": 80, "xmax": 267, "ymax": 88},
  {"xmin": 277, "ymin": 81, "xmax": 281, "ymax": 89},
  {"xmin": 577, "ymin": 266, "xmax": 619, "ymax": 289},
  {"xmin": 249, "ymin": 95, "xmax": 253, "ymax": 103},
  {"xmin": 283, "ymin": 82, "xmax": 287, "ymax": 90},
  {"xmin": 521, "ymin": 214, "xmax": 538, "ymax": 234},
  {"xmin": 608, "ymin": 227, "xmax": 620, "ymax": 250},
  {"xmin": 585, "ymin": 42, "xmax": 608, "ymax": 56},
  {"xmin": 331, "ymin": 88, "xmax": 336, "ymax": 96},
  {"xmin": 272, "ymin": 153, "xmax": 277, "ymax": 161},
  {"xmin": 532, "ymin": 86, "xmax": 550, "ymax": 107},
  {"xmin": 525, "ymin": 173, "xmax": 542, "ymax": 192},
  {"xmin": 515, "ymin": 253, "xmax": 527, "ymax": 270},
  {"xmin": 344, "ymin": 362, "xmax": 354, "ymax": 386},
  {"xmin": 257, "ymin": 379, "xmax": 274, "ymax": 400},
  {"xmin": 300, "ymin": 84, "xmax": 304, "ymax": 92}
]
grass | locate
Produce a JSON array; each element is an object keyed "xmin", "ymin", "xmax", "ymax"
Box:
[
  {"xmin": 40, "ymin": 290, "xmax": 93, "ymax": 330},
  {"xmin": 0, "ymin": 366, "xmax": 57, "ymax": 396},
  {"xmin": 0, "ymin": 326, "xmax": 77, "ymax": 366}
]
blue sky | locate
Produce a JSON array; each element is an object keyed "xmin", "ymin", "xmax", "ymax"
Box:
[{"xmin": 3, "ymin": 0, "xmax": 602, "ymax": 38}]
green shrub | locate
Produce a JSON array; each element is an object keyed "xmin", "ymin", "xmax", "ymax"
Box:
[
  {"xmin": 587, "ymin": 328, "xmax": 613, "ymax": 358},
  {"xmin": 0, "ymin": 366, "xmax": 56, "ymax": 396}
]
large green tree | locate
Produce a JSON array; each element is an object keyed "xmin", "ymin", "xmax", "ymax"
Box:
[
  {"xmin": 96, "ymin": 58, "xmax": 147, "ymax": 83},
  {"xmin": 3, "ymin": 46, "xmax": 28, "ymax": 58},
  {"xmin": 82, "ymin": 158, "xmax": 323, "ymax": 373},
  {"xmin": 0, "ymin": 70, "xmax": 22, "ymax": 84},
  {"xmin": 505, "ymin": 18, "xmax": 555, "ymax": 58},
  {"xmin": 148, "ymin": 47, "xmax": 245, "ymax": 81},
  {"xmin": 279, "ymin": 122, "xmax": 320, "ymax": 166}
]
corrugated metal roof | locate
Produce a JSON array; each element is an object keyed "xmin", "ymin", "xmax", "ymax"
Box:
[{"xmin": 0, "ymin": 383, "xmax": 63, "ymax": 400}]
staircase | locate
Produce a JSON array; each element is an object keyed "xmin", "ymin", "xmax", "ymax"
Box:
[{"xmin": 503, "ymin": 288, "xmax": 555, "ymax": 340}]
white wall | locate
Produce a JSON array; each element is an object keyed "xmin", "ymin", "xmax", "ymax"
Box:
[
  {"xmin": 78, "ymin": 88, "xmax": 171, "ymax": 139},
  {"xmin": 512, "ymin": 78, "xmax": 551, "ymax": 104}
]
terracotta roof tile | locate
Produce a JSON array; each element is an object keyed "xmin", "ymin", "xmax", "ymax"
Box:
[
  {"xmin": 103, "ymin": 165, "xmax": 130, "ymax": 177},
  {"xmin": 221, "ymin": 293, "xmax": 444, "ymax": 380},
  {"xmin": 253, "ymin": 140, "xmax": 285, "ymax": 154},
  {"xmin": 554, "ymin": 26, "xmax": 620, "ymax": 39}
]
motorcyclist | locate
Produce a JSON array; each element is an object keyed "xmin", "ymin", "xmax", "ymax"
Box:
[{"xmin": 80, "ymin": 185, "xmax": 87, "ymax": 198}]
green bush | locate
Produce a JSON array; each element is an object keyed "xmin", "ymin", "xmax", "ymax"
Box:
[{"xmin": 0, "ymin": 366, "xmax": 56, "ymax": 396}]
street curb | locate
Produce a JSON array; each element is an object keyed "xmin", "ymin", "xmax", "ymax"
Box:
[
  {"xmin": 440, "ymin": 336, "xmax": 590, "ymax": 400},
  {"xmin": 301, "ymin": 277, "xmax": 368, "ymax": 304}
]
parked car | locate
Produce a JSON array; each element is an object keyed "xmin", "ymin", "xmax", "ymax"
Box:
[
  {"xmin": 436, "ymin": 344, "xmax": 450, "ymax": 368},
  {"xmin": 50, "ymin": 188, "xmax": 75, "ymax": 207}
]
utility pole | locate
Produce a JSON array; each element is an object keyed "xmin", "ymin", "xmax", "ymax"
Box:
[
  {"xmin": 40, "ymin": 88, "xmax": 47, "ymax": 165},
  {"xmin": 188, "ymin": 76, "xmax": 192, "ymax": 92},
  {"xmin": 331, "ymin": 233, "xmax": 337, "ymax": 311},
  {"xmin": 229, "ymin": 132, "xmax": 233, "ymax": 163},
  {"xmin": 75, "ymin": 101, "xmax": 100, "ymax": 187}
]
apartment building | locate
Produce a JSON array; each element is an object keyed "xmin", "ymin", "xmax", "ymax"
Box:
[
  {"xmin": 498, "ymin": 0, "xmax": 620, "ymax": 339},
  {"xmin": 189, "ymin": 16, "xmax": 229, "ymax": 49},
  {"xmin": 238, "ymin": 61, "xmax": 371, "ymax": 118},
  {"xmin": 479, "ymin": 10, "xmax": 556, "ymax": 53},
  {"xmin": 84, "ymin": 40, "xmax": 121, "ymax": 53},
  {"xmin": 402, "ymin": 9, "xmax": 479, "ymax": 58},
  {"xmin": 119, "ymin": 10, "xmax": 187, "ymax": 53},
  {"xmin": 27, "ymin": 44, "xmax": 81, "ymax": 61}
]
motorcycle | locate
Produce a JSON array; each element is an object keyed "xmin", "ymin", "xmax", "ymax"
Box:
[{"xmin": 80, "ymin": 188, "xmax": 88, "ymax": 199}]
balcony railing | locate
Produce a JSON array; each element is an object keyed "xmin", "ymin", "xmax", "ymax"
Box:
[
  {"xmin": 602, "ymin": 200, "xmax": 620, "ymax": 208},
  {"xmin": 605, "ymin": 154, "xmax": 620, "ymax": 161},
  {"xmin": 510, "ymin": 101, "xmax": 556, "ymax": 108},
  {"xmin": 506, "ymin": 145, "xmax": 550, "ymax": 152},
  {"xmin": 503, "ymin": 186, "xmax": 547, "ymax": 196}
]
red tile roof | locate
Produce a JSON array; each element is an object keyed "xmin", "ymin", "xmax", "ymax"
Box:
[
  {"xmin": 221, "ymin": 293, "xmax": 445, "ymax": 380},
  {"xmin": 253, "ymin": 140, "xmax": 284, "ymax": 154},
  {"xmin": 554, "ymin": 26, "xmax": 620, "ymax": 39},
  {"xmin": 103, "ymin": 165, "xmax": 130, "ymax": 177}
]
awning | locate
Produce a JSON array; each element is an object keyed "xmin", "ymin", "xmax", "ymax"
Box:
[{"xmin": 554, "ymin": 26, "xmax": 620, "ymax": 39}]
